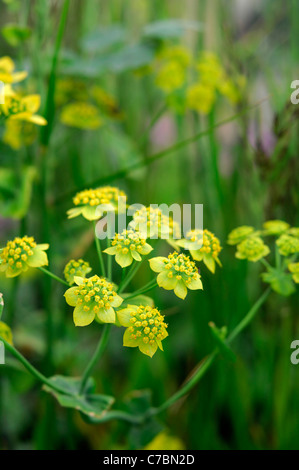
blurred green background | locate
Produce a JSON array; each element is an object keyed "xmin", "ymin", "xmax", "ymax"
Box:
[{"xmin": 0, "ymin": 0, "xmax": 299, "ymax": 450}]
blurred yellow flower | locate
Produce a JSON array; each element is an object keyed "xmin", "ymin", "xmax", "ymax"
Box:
[
  {"xmin": 276, "ymin": 234, "xmax": 299, "ymax": 257},
  {"xmin": 262, "ymin": 220, "xmax": 290, "ymax": 236},
  {"xmin": 1, "ymin": 93, "xmax": 47, "ymax": 125},
  {"xmin": 288, "ymin": 263, "xmax": 299, "ymax": 283},
  {"xmin": 186, "ymin": 82, "xmax": 215, "ymax": 114},
  {"xmin": 236, "ymin": 236, "xmax": 270, "ymax": 262},
  {"xmin": 0, "ymin": 321, "xmax": 13, "ymax": 346},
  {"xmin": 155, "ymin": 61, "xmax": 186, "ymax": 93},
  {"xmin": 144, "ymin": 431, "xmax": 185, "ymax": 450},
  {"xmin": 0, "ymin": 56, "xmax": 27, "ymax": 84},
  {"xmin": 227, "ymin": 226, "xmax": 255, "ymax": 245},
  {"xmin": 63, "ymin": 259, "xmax": 92, "ymax": 286},
  {"xmin": 117, "ymin": 304, "xmax": 168, "ymax": 357},
  {"xmin": 3, "ymin": 119, "xmax": 37, "ymax": 150},
  {"xmin": 60, "ymin": 102, "xmax": 102, "ymax": 129},
  {"xmin": 0, "ymin": 236, "xmax": 49, "ymax": 278}
]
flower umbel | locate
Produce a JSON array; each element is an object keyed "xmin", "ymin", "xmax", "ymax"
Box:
[
  {"xmin": 130, "ymin": 206, "xmax": 175, "ymax": 239},
  {"xmin": 1, "ymin": 93, "xmax": 47, "ymax": 125},
  {"xmin": 0, "ymin": 56, "xmax": 27, "ymax": 84},
  {"xmin": 263, "ymin": 220, "xmax": 290, "ymax": 236},
  {"xmin": 63, "ymin": 259, "xmax": 92, "ymax": 285},
  {"xmin": 67, "ymin": 186, "xmax": 127, "ymax": 221},
  {"xmin": 117, "ymin": 304, "xmax": 168, "ymax": 357},
  {"xmin": 276, "ymin": 234, "xmax": 299, "ymax": 257},
  {"xmin": 60, "ymin": 102, "xmax": 102, "ymax": 129},
  {"xmin": 149, "ymin": 252, "xmax": 203, "ymax": 299},
  {"xmin": 104, "ymin": 229, "xmax": 153, "ymax": 268},
  {"xmin": 227, "ymin": 226, "xmax": 255, "ymax": 245},
  {"xmin": 288, "ymin": 263, "xmax": 299, "ymax": 284},
  {"xmin": 0, "ymin": 236, "xmax": 49, "ymax": 278},
  {"xmin": 64, "ymin": 275, "xmax": 123, "ymax": 326},
  {"xmin": 178, "ymin": 229, "xmax": 222, "ymax": 273},
  {"xmin": 236, "ymin": 236, "xmax": 270, "ymax": 262}
]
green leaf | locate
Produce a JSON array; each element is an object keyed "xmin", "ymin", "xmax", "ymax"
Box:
[
  {"xmin": 143, "ymin": 19, "xmax": 203, "ymax": 39},
  {"xmin": 209, "ymin": 322, "xmax": 236, "ymax": 362},
  {"xmin": 124, "ymin": 390, "xmax": 164, "ymax": 449},
  {"xmin": 42, "ymin": 375, "xmax": 115, "ymax": 419},
  {"xmin": 80, "ymin": 25, "xmax": 126, "ymax": 54},
  {"xmin": 261, "ymin": 268, "xmax": 296, "ymax": 296},
  {"xmin": 2, "ymin": 23, "xmax": 31, "ymax": 46}
]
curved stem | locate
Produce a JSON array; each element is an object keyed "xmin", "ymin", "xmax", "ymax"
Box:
[
  {"xmin": 153, "ymin": 287, "xmax": 271, "ymax": 416},
  {"xmin": 80, "ymin": 324, "xmax": 111, "ymax": 394},
  {"xmin": 0, "ymin": 337, "xmax": 70, "ymax": 395},
  {"xmin": 123, "ymin": 281, "xmax": 158, "ymax": 303},
  {"xmin": 38, "ymin": 267, "xmax": 69, "ymax": 286},
  {"xmin": 117, "ymin": 261, "xmax": 142, "ymax": 294}
]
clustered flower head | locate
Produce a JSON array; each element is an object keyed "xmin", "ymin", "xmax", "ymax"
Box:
[
  {"xmin": 67, "ymin": 186, "xmax": 127, "ymax": 221},
  {"xmin": 0, "ymin": 236, "xmax": 49, "ymax": 278},
  {"xmin": 60, "ymin": 102, "xmax": 102, "ymax": 130},
  {"xmin": 117, "ymin": 304, "xmax": 168, "ymax": 357},
  {"xmin": 227, "ymin": 226, "xmax": 255, "ymax": 245},
  {"xmin": 64, "ymin": 259, "xmax": 92, "ymax": 285},
  {"xmin": 64, "ymin": 275, "xmax": 123, "ymax": 326},
  {"xmin": 276, "ymin": 234, "xmax": 299, "ymax": 257},
  {"xmin": 149, "ymin": 252, "xmax": 203, "ymax": 299},
  {"xmin": 155, "ymin": 45, "xmax": 191, "ymax": 93},
  {"xmin": 104, "ymin": 229, "xmax": 153, "ymax": 268},
  {"xmin": 0, "ymin": 89, "xmax": 47, "ymax": 126},
  {"xmin": 235, "ymin": 236, "xmax": 270, "ymax": 262},
  {"xmin": 177, "ymin": 229, "xmax": 222, "ymax": 273},
  {"xmin": 0, "ymin": 56, "xmax": 27, "ymax": 84},
  {"xmin": 130, "ymin": 206, "xmax": 175, "ymax": 240},
  {"xmin": 288, "ymin": 263, "xmax": 299, "ymax": 284},
  {"xmin": 262, "ymin": 220, "xmax": 290, "ymax": 236}
]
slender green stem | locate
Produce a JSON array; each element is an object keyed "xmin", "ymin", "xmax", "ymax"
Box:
[
  {"xmin": 123, "ymin": 281, "xmax": 158, "ymax": 303},
  {"xmin": 275, "ymin": 245, "xmax": 282, "ymax": 270},
  {"xmin": 80, "ymin": 324, "xmax": 111, "ymax": 394},
  {"xmin": 38, "ymin": 267, "xmax": 69, "ymax": 286},
  {"xmin": 94, "ymin": 222, "xmax": 106, "ymax": 277},
  {"xmin": 260, "ymin": 258, "xmax": 272, "ymax": 270},
  {"xmin": 117, "ymin": 261, "xmax": 142, "ymax": 294},
  {"xmin": 106, "ymin": 238, "xmax": 113, "ymax": 282},
  {"xmin": 153, "ymin": 287, "xmax": 271, "ymax": 416},
  {"xmin": 0, "ymin": 337, "xmax": 71, "ymax": 395}
]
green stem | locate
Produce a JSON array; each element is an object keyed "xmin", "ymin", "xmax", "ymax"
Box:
[
  {"xmin": 94, "ymin": 222, "xmax": 106, "ymax": 278},
  {"xmin": 38, "ymin": 267, "xmax": 69, "ymax": 286},
  {"xmin": 0, "ymin": 337, "xmax": 71, "ymax": 396},
  {"xmin": 153, "ymin": 287, "xmax": 271, "ymax": 416},
  {"xmin": 80, "ymin": 324, "xmax": 111, "ymax": 394},
  {"xmin": 117, "ymin": 261, "xmax": 142, "ymax": 294},
  {"xmin": 123, "ymin": 281, "xmax": 158, "ymax": 303}
]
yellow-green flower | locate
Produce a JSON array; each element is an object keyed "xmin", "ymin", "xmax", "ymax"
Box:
[
  {"xmin": 55, "ymin": 78, "xmax": 88, "ymax": 107},
  {"xmin": 288, "ymin": 263, "xmax": 299, "ymax": 283},
  {"xmin": 276, "ymin": 234, "xmax": 299, "ymax": 257},
  {"xmin": 0, "ymin": 56, "xmax": 27, "ymax": 84},
  {"xmin": 0, "ymin": 321, "xmax": 13, "ymax": 345},
  {"xmin": 130, "ymin": 206, "xmax": 175, "ymax": 239},
  {"xmin": 60, "ymin": 102, "xmax": 102, "ymax": 129},
  {"xmin": 64, "ymin": 275, "xmax": 123, "ymax": 327},
  {"xmin": 157, "ymin": 45, "xmax": 192, "ymax": 68},
  {"xmin": 117, "ymin": 304, "xmax": 168, "ymax": 357},
  {"xmin": 0, "ymin": 236, "xmax": 49, "ymax": 278},
  {"xmin": 236, "ymin": 236, "xmax": 270, "ymax": 262},
  {"xmin": 1, "ymin": 93, "xmax": 47, "ymax": 125},
  {"xmin": 67, "ymin": 186, "xmax": 127, "ymax": 221},
  {"xmin": 145, "ymin": 431, "xmax": 185, "ymax": 450},
  {"xmin": 155, "ymin": 61, "xmax": 186, "ymax": 93},
  {"xmin": 186, "ymin": 82, "xmax": 215, "ymax": 114},
  {"xmin": 178, "ymin": 229, "xmax": 222, "ymax": 273},
  {"xmin": 263, "ymin": 220, "xmax": 290, "ymax": 236},
  {"xmin": 91, "ymin": 85, "xmax": 123, "ymax": 119},
  {"xmin": 104, "ymin": 229, "xmax": 153, "ymax": 268},
  {"xmin": 227, "ymin": 226, "xmax": 255, "ymax": 245},
  {"xmin": 63, "ymin": 259, "xmax": 92, "ymax": 285},
  {"xmin": 287, "ymin": 227, "xmax": 299, "ymax": 238},
  {"xmin": 3, "ymin": 119, "xmax": 37, "ymax": 150},
  {"xmin": 196, "ymin": 52, "xmax": 224, "ymax": 87},
  {"xmin": 149, "ymin": 252, "xmax": 203, "ymax": 299}
]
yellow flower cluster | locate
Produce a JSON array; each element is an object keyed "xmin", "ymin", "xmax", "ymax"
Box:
[
  {"xmin": 104, "ymin": 229, "xmax": 153, "ymax": 267},
  {"xmin": 0, "ymin": 236, "xmax": 49, "ymax": 278},
  {"xmin": 235, "ymin": 236, "xmax": 270, "ymax": 262},
  {"xmin": 155, "ymin": 45, "xmax": 191, "ymax": 93},
  {"xmin": 288, "ymin": 263, "xmax": 299, "ymax": 283},
  {"xmin": 64, "ymin": 275, "xmax": 123, "ymax": 326},
  {"xmin": 262, "ymin": 220, "xmax": 290, "ymax": 236},
  {"xmin": 178, "ymin": 229, "xmax": 222, "ymax": 273},
  {"xmin": 63, "ymin": 259, "xmax": 92, "ymax": 285},
  {"xmin": 60, "ymin": 102, "xmax": 102, "ymax": 130},
  {"xmin": 117, "ymin": 304, "xmax": 168, "ymax": 357},
  {"xmin": 149, "ymin": 252, "xmax": 203, "ymax": 299},
  {"xmin": 276, "ymin": 234, "xmax": 299, "ymax": 257},
  {"xmin": 130, "ymin": 206, "xmax": 175, "ymax": 239},
  {"xmin": 227, "ymin": 226, "xmax": 255, "ymax": 245},
  {"xmin": 0, "ymin": 56, "xmax": 46, "ymax": 126},
  {"xmin": 67, "ymin": 186, "xmax": 127, "ymax": 221}
]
